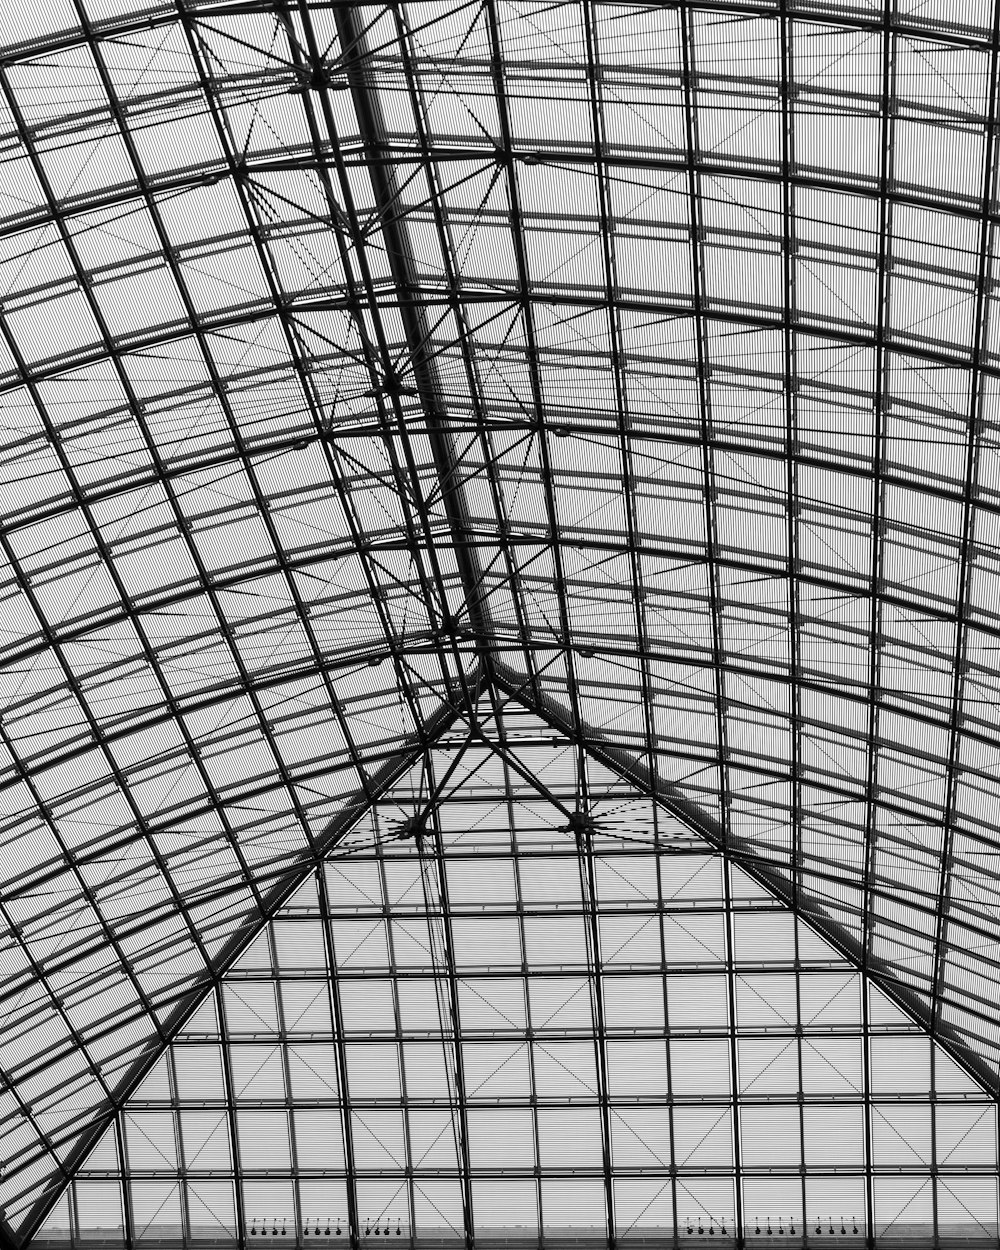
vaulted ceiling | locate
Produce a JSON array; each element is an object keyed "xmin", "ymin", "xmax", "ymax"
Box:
[{"xmin": 0, "ymin": 0, "xmax": 998, "ymax": 1244}]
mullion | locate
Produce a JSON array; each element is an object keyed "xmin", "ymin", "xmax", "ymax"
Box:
[
  {"xmin": 319, "ymin": 854, "xmax": 363, "ymax": 1250},
  {"xmin": 675, "ymin": 10, "xmax": 742, "ymax": 1229},
  {"xmin": 501, "ymin": 728, "xmax": 544, "ymax": 1242},
  {"xmin": 858, "ymin": 9, "xmax": 899, "ymax": 1240},
  {"xmin": 581, "ymin": 0, "xmax": 659, "ymax": 806},
  {"xmin": 925, "ymin": 0, "xmax": 1000, "ymax": 1092},
  {"xmin": 576, "ymin": 749, "xmax": 617, "ymax": 1247},
  {"xmin": 481, "ymin": 0, "xmax": 583, "ymax": 705},
  {"xmin": 376, "ymin": 836, "xmax": 418, "ymax": 1245}
]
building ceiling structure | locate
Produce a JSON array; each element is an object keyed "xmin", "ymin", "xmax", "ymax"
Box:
[{"xmin": 0, "ymin": 0, "xmax": 997, "ymax": 1244}]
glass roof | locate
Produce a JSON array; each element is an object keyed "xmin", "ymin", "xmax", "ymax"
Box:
[
  {"xmin": 28, "ymin": 708, "xmax": 1000, "ymax": 1246},
  {"xmin": 0, "ymin": 0, "xmax": 998, "ymax": 1244}
]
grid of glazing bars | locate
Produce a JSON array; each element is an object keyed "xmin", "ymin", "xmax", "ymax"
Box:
[
  {"xmin": 33, "ymin": 724, "xmax": 1000, "ymax": 1246},
  {"xmin": 0, "ymin": 1, "xmax": 999, "ymax": 1245}
]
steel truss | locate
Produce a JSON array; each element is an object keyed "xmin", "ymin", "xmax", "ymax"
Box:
[{"xmin": 0, "ymin": 0, "xmax": 999, "ymax": 1246}]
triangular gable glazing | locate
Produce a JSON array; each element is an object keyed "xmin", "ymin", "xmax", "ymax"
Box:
[{"xmin": 33, "ymin": 707, "xmax": 999, "ymax": 1247}]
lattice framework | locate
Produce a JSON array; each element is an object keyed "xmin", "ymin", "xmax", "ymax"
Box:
[{"xmin": 0, "ymin": 0, "xmax": 998, "ymax": 1245}]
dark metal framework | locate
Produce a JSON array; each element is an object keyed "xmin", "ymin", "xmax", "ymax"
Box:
[
  {"xmin": 31, "ymin": 714, "xmax": 1000, "ymax": 1248},
  {"xmin": 0, "ymin": 0, "xmax": 998, "ymax": 1244}
]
